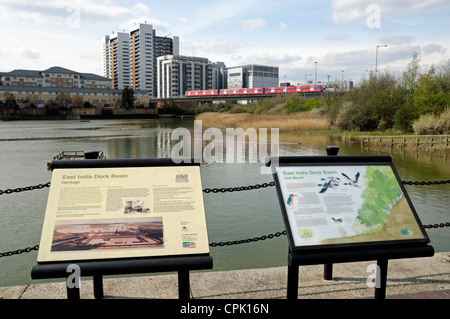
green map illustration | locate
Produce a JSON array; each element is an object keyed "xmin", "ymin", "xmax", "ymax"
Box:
[{"xmin": 357, "ymin": 166, "xmax": 402, "ymax": 229}]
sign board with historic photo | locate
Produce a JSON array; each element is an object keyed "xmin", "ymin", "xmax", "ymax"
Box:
[
  {"xmin": 38, "ymin": 164, "xmax": 209, "ymax": 262},
  {"xmin": 270, "ymin": 156, "xmax": 430, "ymax": 252}
]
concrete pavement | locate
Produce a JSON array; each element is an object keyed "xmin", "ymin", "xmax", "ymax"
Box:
[{"xmin": 1, "ymin": 252, "xmax": 449, "ymax": 299}]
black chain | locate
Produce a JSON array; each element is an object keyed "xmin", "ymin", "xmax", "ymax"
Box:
[
  {"xmin": 0, "ymin": 179, "xmax": 449, "ymax": 256},
  {"xmin": 203, "ymin": 181, "xmax": 275, "ymax": 193},
  {"xmin": 209, "ymin": 230, "xmax": 287, "ymax": 247},
  {"xmin": 1, "ymin": 179, "xmax": 450, "ymax": 196},
  {"xmin": 424, "ymin": 222, "xmax": 450, "ymax": 229},
  {"xmin": 0, "ymin": 182, "xmax": 51, "ymax": 195},
  {"xmin": 402, "ymin": 180, "xmax": 450, "ymax": 186},
  {"xmin": 3, "ymin": 222, "xmax": 450, "ymax": 257},
  {"xmin": 0, "ymin": 245, "xmax": 39, "ymax": 258}
]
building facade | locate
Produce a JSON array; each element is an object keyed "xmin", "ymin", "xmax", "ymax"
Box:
[
  {"xmin": 156, "ymin": 55, "xmax": 213, "ymax": 98},
  {"xmin": 0, "ymin": 85, "xmax": 150, "ymax": 109},
  {"xmin": 0, "ymin": 67, "xmax": 111, "ymax": 90},
  {"xmin": 102, "ymin": 23, "xmax": 179, "ymax": 96},
  {"xmin": 0, "ymin": 67, "xmax": 152, "ymax": 109},
  {"xmin": 227, "ymin": 65, "xmax": 279, "ymax": 88},
  {"xmin": 105, "ymin": 32, "xmax": 130, "ymax": 89}
]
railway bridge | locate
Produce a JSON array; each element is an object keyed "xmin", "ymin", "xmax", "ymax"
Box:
[{"xmin": 149, "ymin": 92, "xmax": 323, "ymax": 108}]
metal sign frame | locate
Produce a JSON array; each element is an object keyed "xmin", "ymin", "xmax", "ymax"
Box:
[{"xmin": 267, "ymin": 155, "xmax": 430, "ymax": 253}]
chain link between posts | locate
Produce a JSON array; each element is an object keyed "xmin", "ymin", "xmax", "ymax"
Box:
[{"xmin": 0, "ymin": 179, "xmax": 449, "ymax": 257}]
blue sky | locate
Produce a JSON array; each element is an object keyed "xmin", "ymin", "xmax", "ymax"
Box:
[{"xmin": 1, "ymin": 0, "xmax": 449, "ymax": 84}]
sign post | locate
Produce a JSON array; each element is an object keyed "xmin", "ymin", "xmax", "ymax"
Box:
[
  {"xmin": 266, "ymin": 155, "xmax": 434, "ymax": 299},
  {"xmin": 32, "ymin": 158, "xmax": 212, "ymax": 299}
]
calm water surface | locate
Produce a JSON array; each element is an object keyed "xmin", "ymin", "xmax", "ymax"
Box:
[{"xmin": 0, "ymin": 118, "xmax": 448, "ymax": 287}]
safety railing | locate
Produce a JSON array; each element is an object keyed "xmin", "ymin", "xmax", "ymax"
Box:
[{"xmin": 1, "ymin": 178, "xmax": 449, "ymax": 257}]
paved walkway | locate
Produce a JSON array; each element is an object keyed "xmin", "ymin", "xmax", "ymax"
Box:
[{"xmin": 1, "ymin": 252, "xmax": 449, "ymax": 300}]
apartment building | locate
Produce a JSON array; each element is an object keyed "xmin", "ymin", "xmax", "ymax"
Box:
[
  {"xmin": 156, "ymin": 55, "xmax": 213, "ymax": 98},
  {"xmin": 102, "ymin": 23, "xmax": 179, "ymax": 96},
  {"xmin": 0, "ymin": 85, "xmax": 150, "ymax": 109},
  {"xmin": 0, "ymin": 66, "xmax": 111, "ymax": 89},
  {"xmin": 103, "ymin": 32, "xmax": 131, "ymax": 89}
]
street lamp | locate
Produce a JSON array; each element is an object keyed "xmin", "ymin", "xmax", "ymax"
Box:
[
  {"xmin": 314, "ymin": 62, "xmax": 318, "ymax": 85},
  {"xmin": 375, "ymin": 45, "xmax": 388, "ymax": 77}
]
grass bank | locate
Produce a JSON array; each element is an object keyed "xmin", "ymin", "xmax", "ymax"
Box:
[{"xmin": 196, "ymin": 111, "xmax": 332, "ymax": 132}]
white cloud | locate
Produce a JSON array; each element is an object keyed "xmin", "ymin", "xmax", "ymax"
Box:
[
  {"xmin": 422, "ymin": 44, "xmax": 447, "ymax": 55},
  {"xmin": 241, "ymin": 18, "xmax": 266, "ymax": 31},
  {"xmin": 279, "ymin": 22, "xmax": 288, "ymax": 30},
  {"xmin": 185, "ymin": 41, "xmax": 240, "ymax": 55},
  {"xmin": 239, "ymin": 51, "xmax": 302, "ymax": 66},
  {"xmin": 0, "ymin": 0, "xmax": 132, "ymax": 25},
  {"xmin": 119, "ymin": 17, "xmax": 170, "ymax": 33},
  {"xmin": 323, "ymin": 33, "xmax": 351, "ymax": 41},
  {"xmin": 331, "ymin": 0, "xmax": 448, "ymax": 23},
  {"xmin": 21, "ymin": 49, "xmax": 41, "ymax": 60},
  {"xmin": 378, "ymin": 36, "xmax": 415, "ymax": 45},
  {"xmin": 177, "ymin": 17, "xmax": 189, "ymax": 23}
]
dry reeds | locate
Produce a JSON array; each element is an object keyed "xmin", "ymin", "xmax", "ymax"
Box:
[{"xmin": 196, "ymin": 112, "xmax": 331, "ymax": 132}]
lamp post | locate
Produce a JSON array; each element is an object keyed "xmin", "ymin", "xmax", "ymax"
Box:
[
  {"xmin": 341, "ymin": 70, "xmax": 344, "ymax": 91},
  {"xmin": 375, "ymin": 45, "xmax": 388, "ymax": 77},
  {"xmin": 314, "ymin": 62, "xmax": 318, "ymax": 85}
]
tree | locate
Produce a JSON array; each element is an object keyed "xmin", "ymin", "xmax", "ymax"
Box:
[
  {"xmin": 121, "ymin": 87, "xmax": 135, "ymax": 108},
  {"xmin": 402, "ymin": 52, "xmax": 421, "ymax": 92},
  {"xmin": 72, "ymin": 95, "xmax": 84, "ymax": 108},
  {"xmin": 3, "ymin": 92, "xmax": 17, "ymax": 109},
  {"xmin": 337, "ymin": 72, "xmax": 403, "ymax": 131},
  {"xmin": 413, "ymin": 66, "xmax": 450, "ymax": 116}
]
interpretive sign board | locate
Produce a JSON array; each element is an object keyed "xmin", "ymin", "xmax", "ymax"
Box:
[
  {"xmin": 38, "ymin": 160, "xmax": 209, "ymax": 262},
  {"xmin": 269, "ymin": 156, "xmax": 430, "ymax": 252}
]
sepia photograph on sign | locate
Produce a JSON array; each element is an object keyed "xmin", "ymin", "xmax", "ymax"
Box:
[{"xmin": 51, "ymin": 217, "xmax": 163, "ymax": 252}]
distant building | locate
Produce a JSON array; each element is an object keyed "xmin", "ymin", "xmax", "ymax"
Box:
[
  {"xmin": 227, "ymin": 65, "xmax": 279, "ymax": 89},
  {"xmin": 0, "ymin": 85, "xmax": 150, "ymax": 109},
  {"xmin": 157, "ymin": 55, "xmax": 213, "ymax": 98},
  {"xmin": 102, "ymin": 23, "xmax": 179, "ymax": 96},
  {"xmin": 0, "ymin": 66, "xmax": 111, "ymax": 89},
  {"xmin": 102, "ymin": 32, "xmax": 130, "ymax": 90},
  {"xmin": 212, "ymin": 61, "xmax": 227, "ymax": 90},
  {"xmin": 0, "ymin": 66, "xmax": 152, "ymax": 109}
]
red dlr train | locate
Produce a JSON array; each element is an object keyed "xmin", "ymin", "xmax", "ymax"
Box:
[{"xmin": 185, "ymin": 84, "xmax": 322, "ymax": 97}]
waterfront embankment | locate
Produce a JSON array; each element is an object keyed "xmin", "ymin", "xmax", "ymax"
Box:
[
  {"xmin": 0, "ymin": 107, "xmax": 158, "ymax": 120},
  {"xmin": 1, "ymin": 252, "xmax": 449, "ymax": 299}
]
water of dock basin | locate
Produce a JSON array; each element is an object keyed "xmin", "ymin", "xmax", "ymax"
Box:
[{"xmin": 0, "ymin": 118, "xmax": 448, "ymax": 287}]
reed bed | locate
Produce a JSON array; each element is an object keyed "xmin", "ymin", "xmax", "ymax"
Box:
[{"xmin": 196, "ymin": 112, "xmax": 332, "ymax": 132}]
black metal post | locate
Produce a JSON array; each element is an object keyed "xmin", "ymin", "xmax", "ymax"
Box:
[
  {"xmin": 178, "ymin": 270, "xmax": 191, "ymax": 300},
  {"xmin": 287, "ymin": 259, "xmax": 299, "ymax": 300},
  {"xmin": 66, "ymin": 284, "xmax": 80, "ymax": 300},
  {"xmin": 93, "ymin": 275, "xmax": 104, "ymax": 299},
  {"xmin": 324, "ymin": 146, "xmax": 339, "ymax": 280}
]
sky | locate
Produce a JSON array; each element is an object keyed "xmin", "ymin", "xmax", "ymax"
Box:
[{"xmin": 1, "ymin": 0, "xmax": 449, "ymax": 85}]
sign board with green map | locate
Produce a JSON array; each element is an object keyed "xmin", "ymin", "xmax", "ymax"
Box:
[{"xmin": 270, "ymin": 156, "xmax": 430, "ymax": 252}]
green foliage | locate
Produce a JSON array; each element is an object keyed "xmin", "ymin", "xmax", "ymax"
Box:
[
  {"xmin": 318, "ymin": 55, "xmax": 450, "ymax": 133},
  {"xmin": 357, "ymin": 166, "xmax": 402, "ymax": 228},
  {"xmin": 413, "ymin": 66, "xmax": 450, "ymax": 116}
]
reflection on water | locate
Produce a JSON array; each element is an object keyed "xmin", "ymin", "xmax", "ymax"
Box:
[{"xmin": 0, "ymin": 118, "xmax": 448, "ymax": 287}]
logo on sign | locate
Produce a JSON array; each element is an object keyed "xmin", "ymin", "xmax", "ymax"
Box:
[{"xmin": 183, "ymin": 241, "xmax": 196, "ymax": 248}]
